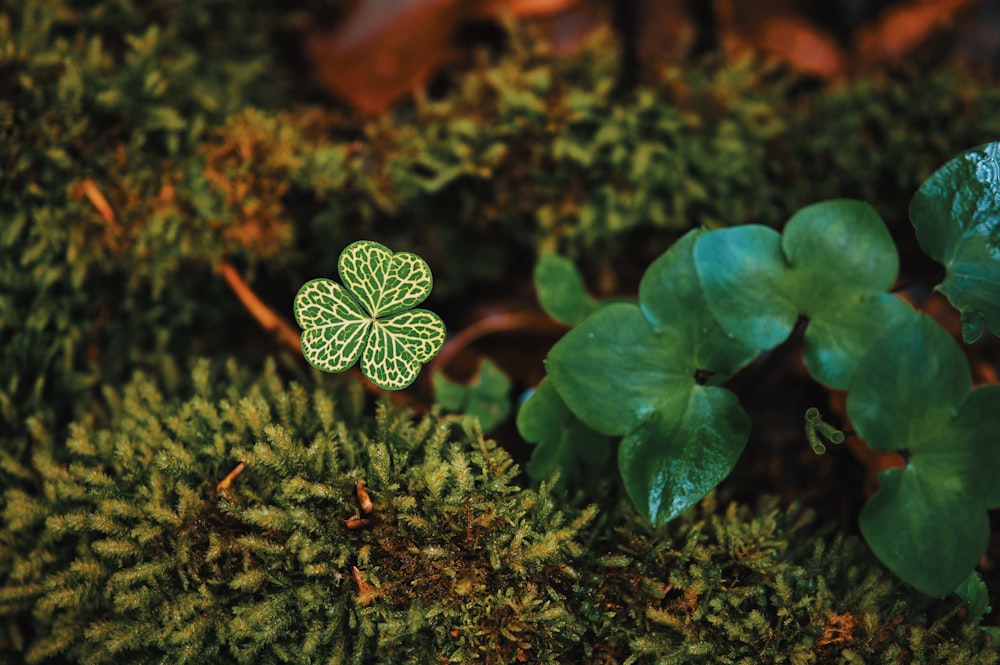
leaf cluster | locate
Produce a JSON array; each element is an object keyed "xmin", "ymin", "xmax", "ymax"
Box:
[
  {"xmin": 294, "ymin": 240, "xmax": 445, "ymax": 390},
  {"xmin": 525, "ymin": 144, "xmax": 1000, "ymax": 597}
]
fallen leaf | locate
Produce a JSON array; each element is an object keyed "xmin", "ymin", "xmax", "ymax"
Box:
[
  {"xmin": 307, "ymin": 0, "xmax": 581, "ymax": 115},
  {"xmin": 854, "ymin": 0, "xmax": 981, "ymax": 67},
  {"xmin": 715, "ymin": 0, "xmax": 846, "ymax": 78},
  {"xmin": 307, "ymin": 0, "xmax": 469, "ymax": 115}
]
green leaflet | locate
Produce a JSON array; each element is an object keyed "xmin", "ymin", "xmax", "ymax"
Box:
[
  {"xmin": 694, "ymin": 199, "xmax": 917, "ymax": 388},
  {"xmin": 518, "ymin": 378, "xmax": 615, "ymax": 492},
  {"xmin": 534, "ymin": 253, "xmax": 600, "ymax": 326},
  {"xmin": 546, "ymin": 231, "xmax": 755, "ymax": 525},
  {"xmin": 433, "ymin": 358, "xmax": 512, "ymax": 432},
  {"xmin": 294, "ymin": 241, "xmax": 445, "ymax": 390},
  {"xmin": 847, "ymin": 313, "xmax": 1000, "ymax": 596},
  {"xmin": 910, "ymin": 141, "xmax": 1000, "ymax": 342}
]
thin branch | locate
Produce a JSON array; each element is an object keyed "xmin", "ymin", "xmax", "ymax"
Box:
[
  {"xmin": 77, "ymin": 177, "xmax": 121, "ymax": 234},
  {"xmin": 219, "ymin": 261, "xmax": 302, "ymax": 353},
  {"xmin": 430, "ymin": 311, "xmax": 563, "ymax": 373},
  {"xmin": 216, "ymin": 462, "xmax": 246, "ymax": 494}
]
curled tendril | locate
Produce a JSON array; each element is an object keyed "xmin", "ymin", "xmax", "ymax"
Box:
[{"xmin": 805, "ymin": 407, "xmax": 845, "ymax": 455}]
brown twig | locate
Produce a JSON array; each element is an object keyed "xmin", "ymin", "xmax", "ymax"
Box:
[
  {"xmin": 216, "ymin": 462, "xmax": 246, "ymax": 494},
  {"xmin": 219, "ymin": 262, "xmax": 302, "ymax": 353},
  {"xmin": 76, "ymin": 177, "xmax": 121, "ymax": 233},
  {"xmin": 430, "ymin": 310, "xmax": 564, "ymax": 373}
]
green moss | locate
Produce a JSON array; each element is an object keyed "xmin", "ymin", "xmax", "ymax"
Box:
[
  {"xmin": 2, "ymin": 361, "xmax": 995, "ymax": 663},
  {"xmin": 582, "ymin": 496, "xmax": 999, "ymax": 664},
  {"xmin": 0, "ymin": 360, "xmax": 597, "ymax": 663}
]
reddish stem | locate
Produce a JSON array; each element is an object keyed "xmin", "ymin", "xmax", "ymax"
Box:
[
  {"xmin": 219, "ymin": 262, "xmax": 302, "ymax": 354},
  {"xmin": 431, "ymin": 311, "xmax": 564, "ymax": 374}
]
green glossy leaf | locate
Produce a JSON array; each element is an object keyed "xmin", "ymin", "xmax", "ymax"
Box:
[
  {"xmin": 848, "ymin": 313, "xmax": 1000, "ymax": 596},
  {"xmin": 800, "ymin": 294, "xmax": 916, "ymax": 388},
  {"xmin": 951, "ymin": 385, "xmax": 1000, "ymax": 507},
  {"xmin": 847, "ymin": 314, "xmax": 972, "ymax": 455},
  {"xmin": 535, "ymin": 253, "xmax": 599, "ymax": 326},
  {"xmin": 433, "ymin": 359, "xmax": 512, "ymax": 431},
  {"xmin": 859, "ymin": 466, "xmax": 989, "ymax": 597},
  {"xmin": 618, "ymin": 385, "xmax": 749, "ymax": 525},
  {"xmin": 640, "ymin": 230, "xmax": 758, "ymax": 376},
  {"xmin": 519, "ymin": 379, "xmax": 615, "ymax": 491},
  {"xmin": 696, "ymin": 200, "xmax": 912, "ymax": 388},
  {"xmin": 781, "ymin": 200, "xmax": 899, "ymax": 297},
  {"xmin": 293, "ymin": 241, "xmax": 445, "ymax": 390},
  {"xmin": 910, "ymin": 142, "xmax": 1000, "ymax": 342},
  {"xmin": 547, "ymin": 233, "xmax": 752, "ymax": 524},
  {"xmin": 547, "ymin": 303, "xmax": 677, "ymax": 436},
  {"xmin": 693, "ymin": 224, "xmax": 796, "ymax": 352},
  {"xmin": 781, "ymin": 201, "xmax": 915, "ymax": 387}
]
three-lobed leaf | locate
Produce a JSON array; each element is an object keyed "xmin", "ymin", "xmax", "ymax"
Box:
[
  {"xmin": 519, "ymin": 378, "xmax": 616, "ymax": 492},
  {"xmin": 294, "ymin": 240, "xmax": 445, "ymax": 390},
  {"xmin": 534, "ymin": 253, "xmax": 600, "ymax": 326},
  {"xmin": 546, "ymin": 231, "xmax": 755, "ymax": 525},
  {"xmin": 695, "ymin": 199, "xmax": 916, "ymax": 388},
  {"xmin": 848, "ymin": 313, "xmax": 1000, "ymax": 596},
  {"xmin": 910, "ymin": 141, "xmax": 1000, "ymax": 342},
  {"xmin": 433, "ymin": 358, "xmax": 512, "ymax": 432}
]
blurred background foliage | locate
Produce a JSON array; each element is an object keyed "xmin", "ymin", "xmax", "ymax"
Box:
[{"xmin": 2, "ymin": 0, "xmax": 1000, "ymax": 658}]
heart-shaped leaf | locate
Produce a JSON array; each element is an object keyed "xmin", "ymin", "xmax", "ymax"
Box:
[
  {"xmin": 534, "ymin": 253, "xmax": 600, "ymax": 326},
  {"xmin": 294, "ymin": 241, "xmax": 445, "ymax": 390},
  {"xmin": 847, "ymin": 313, "xmax": 1000, "ymax": 596},
  {"xmin": 910, "ymin": 141, "xmax": 1000, "ymax": 342},
  {"xmin": 434, "ymin": 358, "xmax": 512, "ymax": 432},
  {"xmin": 858, "ymin": 465, "xmax": 989, "ymax": 598},
  {"xmin": 338, "ymin": 240, "xmax": 434, "ymax": 317},
  {"xmin": 518, "ymin": 378, "xmax": 615, "ymax": 492},
  {"xmin": 695, "ymin": 200, "xmax": 917, "ymax": 388},
  {"xmin": 546, "ymin": 231, "xmax": 755, "ymax": 525},
  {"xmin": 692, "ymin": 224, "xmax": 796, "ymax": 352}
]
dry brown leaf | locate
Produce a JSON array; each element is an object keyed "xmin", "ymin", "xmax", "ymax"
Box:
[
  {"xmin": 307, "ymin": 0, "xmax": 581, "ymax": 115},
  {"xmin": 307, "ymin": 0, "xmax": 470, "ymax": 115},
  {"xmin": 854, "ymin": 0, "xmax": 981, "ymax": 67},
  {"xmin": 715, "ymin": 0, "xmax": 847, "ymax": 77},
  {"xmin": 756, "ymin": 15, "xmax": 846, "ymax": 77},
  {"xmin": 519, "ymin": 0, "xmax": 608, "ymax": 57},
  {"xmin": 635, "ymin": 0, "xmax": 695, "ymax": 73}
]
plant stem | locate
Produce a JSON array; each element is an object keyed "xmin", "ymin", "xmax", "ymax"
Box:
[{"xmin": 219, "ymin": 262, "xmax": 302, "ymax": 353}]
